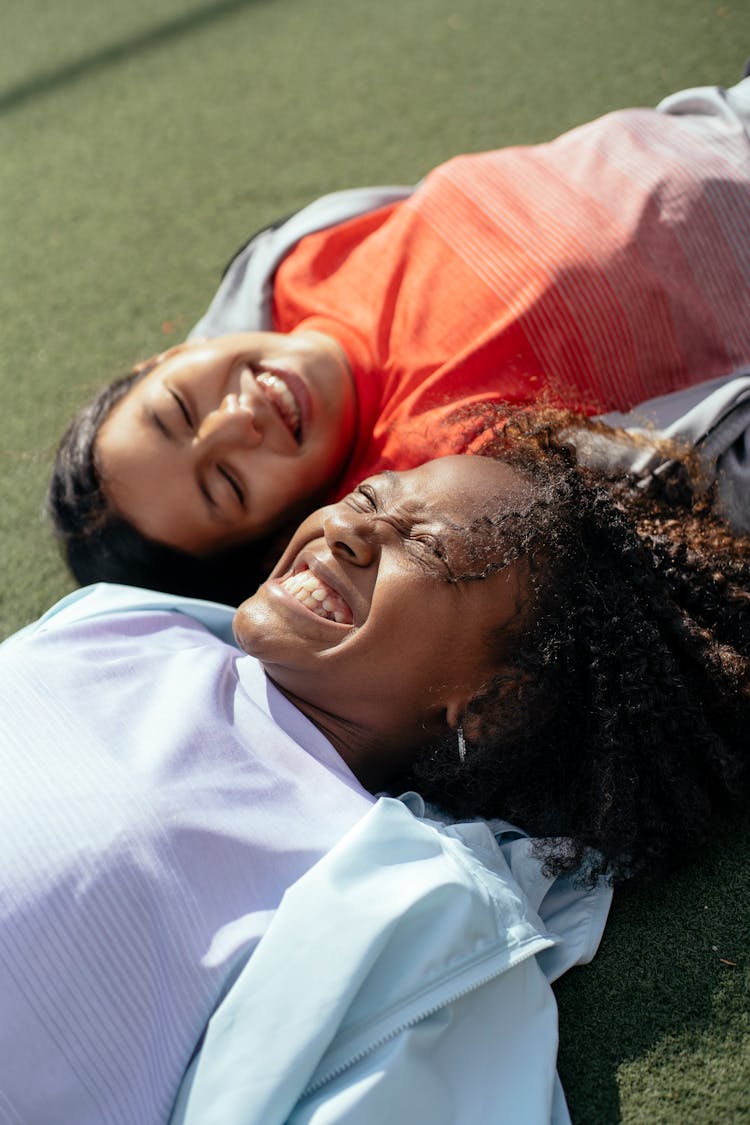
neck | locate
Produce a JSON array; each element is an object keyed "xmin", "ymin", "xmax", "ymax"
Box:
[{"xmin": 275, "ymin": 685, "xmax": 408, "ymax": 793}]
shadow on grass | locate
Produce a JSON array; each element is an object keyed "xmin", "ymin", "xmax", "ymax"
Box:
[
  {"xmin": 0, "ymin": 0, "xmax": 268, "ymax": 114},
  {"xmin": 554, "ymin": 811, "xmax": 750, "ymax": 1123}
]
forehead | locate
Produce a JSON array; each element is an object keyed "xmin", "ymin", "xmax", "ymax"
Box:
[{"xmin": 399, "ymin": 455, "xmax": 525, "ymax": 515}]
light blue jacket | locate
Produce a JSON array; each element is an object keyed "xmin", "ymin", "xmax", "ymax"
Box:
[{"xmin": 168, "ymin": 795, "xmax": 610, "ymax": 1125}]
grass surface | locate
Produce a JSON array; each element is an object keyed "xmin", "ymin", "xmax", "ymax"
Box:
[{"xmin": 2, "ymin": 1, "xmax": 749, "ymax": 1120}]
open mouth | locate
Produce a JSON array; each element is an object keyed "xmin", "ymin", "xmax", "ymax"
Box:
[
  {"xmin": 256, "ymin": 371, "xmax": 303, "ymax": 443},
  {"xmin": 280, "ymin": 567, "xmax": 352, "ymax": 624}
]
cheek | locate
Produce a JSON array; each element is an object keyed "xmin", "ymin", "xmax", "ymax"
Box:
[
  {"xmin": 369, "ymin": 594, "xmax": 491, "ymax": 704},
  {"xmin": 304, "ymin": 419, "xmax": 348, "ymax": 472},
  {"xmin": 353, "ymin": 609, "xmax": 450, "ymax": 701}
]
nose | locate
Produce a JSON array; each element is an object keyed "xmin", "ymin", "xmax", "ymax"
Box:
[
  {"xmin": 196, "ymin": 394, "xmax": 263, "ymax": 449},
  {"xmin": 323, "ymin": 506, "xmax": 378, "ymax": 567}
]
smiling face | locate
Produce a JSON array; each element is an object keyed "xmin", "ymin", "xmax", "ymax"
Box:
[
  {"xmin": 95, "ymin": 331, "xmax": 357, "ymax": 553},
  {"xmin": 233, "ymin": 455, "xmax": 531, "ymax": 789}
]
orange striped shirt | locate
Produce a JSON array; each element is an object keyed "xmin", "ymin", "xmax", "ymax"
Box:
[{"xmin": 273, "ymin": 104, "xmax": 750, "ymax": 497}]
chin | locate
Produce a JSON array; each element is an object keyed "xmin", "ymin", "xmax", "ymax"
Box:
[{"xmin": 232, "ymin": 594, "xmax": 266, "ymax": 655}]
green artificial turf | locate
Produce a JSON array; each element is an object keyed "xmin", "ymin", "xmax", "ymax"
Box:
[{"xmin": 2, "ymin": 0, "xmax": 749, "ymax": 1119}]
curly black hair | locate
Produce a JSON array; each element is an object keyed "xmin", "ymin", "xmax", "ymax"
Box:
[{"xmin": 403, "ymin": 405, "xmax": 749, "ymax": 886}]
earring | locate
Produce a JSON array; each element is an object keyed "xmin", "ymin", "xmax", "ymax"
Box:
[{"xmin": 457, "ymin": 724, "xmax": 467, "ymax": 764}]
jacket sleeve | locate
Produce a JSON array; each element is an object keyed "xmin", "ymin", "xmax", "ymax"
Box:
[
  {"xmin": 169, "ymin": 799, "xmax": 567, "ymax": 1125},
  {"xmin": 188, "ymin": 185, "xmax": 414, "ymax": 339}
]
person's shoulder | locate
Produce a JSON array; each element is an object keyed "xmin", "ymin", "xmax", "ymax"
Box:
[{"xmin": 13, "ymin": 583, "xmax": 239, "ymax": 646}]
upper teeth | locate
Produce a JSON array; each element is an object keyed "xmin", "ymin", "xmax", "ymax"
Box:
[
  {"xmin": 257, "ymin": 373, "xmax": 301, "ymax": 438},
  {"xmin": 281, "ymin": 570, "xmax": 351, "ymax": 624}
]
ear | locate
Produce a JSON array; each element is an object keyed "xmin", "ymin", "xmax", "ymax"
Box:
[
  {"xmin": 458, "ymin": 667, "xmax": 540, "ymax": 747},
  {"xmin": 444, "ymin": 696, "xmax": 470, "ymax": 734},
  {"xmin": 443, "ymin": 671, "xmax": 502, "ymax": 734}
]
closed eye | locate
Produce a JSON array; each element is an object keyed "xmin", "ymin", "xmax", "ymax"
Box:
[
  {"xmin": 355, "ymin": 484, "xmax": 378, "ymax": 510},
  {"xmin": 405, "ymin": 532, "xmax": 455, "ymax": 579},
  {"xmin": 411, "ymin": 532, "xmax": 441, "ymax": 554},
  {"xmin": 356, "ymin": 484, "xmax": 450, "ymax": 573},
  {"xmin": 344, "ymin": 484, "xmax": 378, "ymax": 514},
  {"xmin": 169, "ymin": 388, "xmax": 193, "ymax": 430},
  {"xmin": 218, "ymin": 465, "xmax": 245, "ymax": 507}
]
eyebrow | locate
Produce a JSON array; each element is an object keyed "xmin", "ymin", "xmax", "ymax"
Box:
[
  {"xmin": 146, "ymin": 405, "xmax": 175, "ymax": 442},
  {"xmin": 368, "ymin": 469, "xmax": 399, "ymax": 507}
]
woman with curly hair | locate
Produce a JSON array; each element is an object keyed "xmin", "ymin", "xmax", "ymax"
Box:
[
  {"xmin": 1, "ymin": 406, "xmax": 747, "ymax": 1121},
  {"xmin": 395, "ymin": 405, "xmax": 749, "ymax": 882}
]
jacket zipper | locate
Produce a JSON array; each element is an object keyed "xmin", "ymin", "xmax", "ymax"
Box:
[{"xmin": 300, "ymin": 935, "xmax": 553, "ymax": 1098}]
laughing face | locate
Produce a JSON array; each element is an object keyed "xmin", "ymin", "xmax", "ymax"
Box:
[
  {"xmin": 233, "ymin": 456, "xmax": 531, "ymax": 789},
  {"xmin": 95, "ymin": 331, "xmax": 357, "ymax": 553}
]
